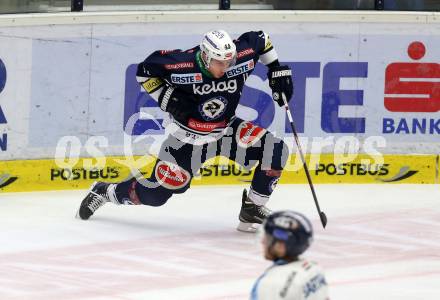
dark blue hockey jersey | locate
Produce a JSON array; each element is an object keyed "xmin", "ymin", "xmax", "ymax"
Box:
[{"xmin": 136, "ymin": 31, "xmax": 278, "ymax": 144}]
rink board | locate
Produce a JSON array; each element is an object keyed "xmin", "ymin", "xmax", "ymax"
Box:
[
  {"xmin": 0, "ymin": 154, "xmax": 437, "ymax": 192},
  {"xmin": 1, "ymin": 11, "xmax": 440, "ymax": 163}
]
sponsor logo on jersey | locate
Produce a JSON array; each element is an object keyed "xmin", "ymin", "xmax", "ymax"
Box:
[
  {"xmin": 237, "ymin": 48, "xmax": 255, "ymax": 59},
  {"xmin": 142, "ymin": 77, "xmax": 164, "ymax": 93},
  {"xmin": 226, "ymin": 60, "xmax": 254, "ymax": 78},
  {"xmin": 171, "ymin": 73, "xmax": 203, "ymax": 84},
  {"xmin": 193, "ymin": 79, "xmax": 237, "ymax": 95},
  {"xmin": 164, "ymin": 62, "xmax": 194, "ymax": 70},
  {"xmin": 154, "ymin": 161, "xmax": 190, "ymax": 190},
  {"xmin": 236, "ymin": 121, "xmax": 266, "ymax": 148},
  {"xmin": 188, "ymin": 118, "xmax": 227, "ymax": 132},
  {"xmin": 160, "ymin": 49, "xmax": 179, "ymax": 55},
  {"xmin": 199, "ymin": 96, "xmax": 228, "ymax": 121},
  {"xmin": 0, "ymin": 173, "xmax": 18, "ymax": 189},
  {"xmin": 264, "ymin": 37, "xmax": 273, "ymax": 52}
]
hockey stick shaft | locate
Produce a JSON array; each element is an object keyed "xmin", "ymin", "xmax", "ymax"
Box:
[{"xmin": 283, "ymin": 96, "xmax": 327, "ymax": 228}]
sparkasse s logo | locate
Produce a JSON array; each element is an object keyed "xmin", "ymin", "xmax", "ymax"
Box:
[{"xmin": 383, "ymin": 41, "xmax": 440, "ymax": 135}]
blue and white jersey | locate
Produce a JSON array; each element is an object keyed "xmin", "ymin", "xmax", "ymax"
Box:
[{"xmin": 251, "ymin": 259, "xmax": 329, "ymax": 300}]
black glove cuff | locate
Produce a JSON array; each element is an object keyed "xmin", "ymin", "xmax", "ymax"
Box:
[{"xmin": 267, "ymin": 59, "xmax": 280, "ymax": 69}]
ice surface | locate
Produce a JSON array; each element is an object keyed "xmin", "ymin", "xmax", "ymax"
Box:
[{"xmin": 0, "ymin": 184, "xmax": 439, "ymax": 299}]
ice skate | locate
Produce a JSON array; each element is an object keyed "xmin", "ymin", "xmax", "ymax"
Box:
[
  {"xmin": 76, "ymin": 182, "xmax": 113, "ymax": 220},
  {"xmin": 237, "ymin": 189, "xmax": 271, "ymax": 233}
]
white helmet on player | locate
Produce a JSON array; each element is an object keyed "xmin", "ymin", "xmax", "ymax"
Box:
[{"xmin": 200, "ymin": 30, "xmax": 237, "ymax": 70}]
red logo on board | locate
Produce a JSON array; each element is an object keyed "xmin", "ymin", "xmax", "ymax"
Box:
[{"xmin": 384, "ymin": 41, "xmax": 440, "ymax": 112}]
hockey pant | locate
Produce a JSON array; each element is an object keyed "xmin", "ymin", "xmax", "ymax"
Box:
[{"xmin": 114, "ymin": 118, "xmax": 289, "ymax": 206}]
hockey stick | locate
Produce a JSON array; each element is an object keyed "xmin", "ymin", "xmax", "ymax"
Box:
[{"xmin": 281, "ymin": 93, "xmax": 328, "ymax": 228}]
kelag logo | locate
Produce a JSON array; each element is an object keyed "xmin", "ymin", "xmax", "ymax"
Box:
[
  {"xmin": 383, "ymin": 41, "xmax": 440, "ymax": 135},
  {"xmin": 0, "ymin": 58, "xmax": 7, "ymax": 151}
]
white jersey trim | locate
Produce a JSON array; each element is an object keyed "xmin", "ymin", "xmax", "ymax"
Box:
[{"xmin": 260, "ymin": 48, "xmax": 278, "ymax": 65}]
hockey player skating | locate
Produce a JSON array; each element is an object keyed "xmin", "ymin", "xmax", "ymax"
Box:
[
  {"xmin": 77, "ymin": 30, "xmax": 293, "ymax": 232},
  {"xmin": 251, "ymin": 211, "xmax": 329, "ymax": 299}
]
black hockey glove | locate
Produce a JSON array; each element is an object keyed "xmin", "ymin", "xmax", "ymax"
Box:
[
  {"xmin": 158, "ymin": 84, "xmax": 197, "ymax": 121},
  {"xmin": 267, "ymin": 65, "xmax": 293, "ymax": 107}
]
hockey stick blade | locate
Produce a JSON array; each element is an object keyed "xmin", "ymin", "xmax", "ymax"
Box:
[{"xmin": 320, "ymin": 212, "xmax": 327, "ymax": 228}]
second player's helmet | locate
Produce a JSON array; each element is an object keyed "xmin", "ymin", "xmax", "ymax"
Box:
[
  {"xmin": 200, "ymin": 30, "xmax": 237, "ymax": 69},
  {"xmin": 263, "ymin": 210, "xmax": 314, "ymax": 258}
]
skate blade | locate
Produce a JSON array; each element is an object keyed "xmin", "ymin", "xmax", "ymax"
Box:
[
  {"xmin": 236, "ymin": 221, "xmax": 260, "ymax": 233},
  {"xmin": 75, "ymin": 209, "xmax": 82, "ymax": 219}
]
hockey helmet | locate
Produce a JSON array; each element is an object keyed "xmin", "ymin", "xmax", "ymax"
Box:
[
  {"xmin": 263, "ymin": 210, "xmax": 314, "ymax": 258},
  {"xmin": 200, "ymin": 30, "xmax": 237, "ymax": 69}
]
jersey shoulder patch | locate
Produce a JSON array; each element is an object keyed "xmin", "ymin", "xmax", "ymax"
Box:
[
  {"xmin": 145, "ymin": 50, "xmax": 197, "ymax": 73},
  {"xmin": 235, "ymin": 31, "xmax": 269, "ymax": 57}
]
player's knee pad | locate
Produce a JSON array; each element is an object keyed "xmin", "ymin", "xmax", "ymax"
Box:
[
  {"xmin": 235, "ymin": 121, "xmax": 267, "ymax": 149},
  {"xmin": 123, "ymin": 161, "xmax": 192, "ymax": 207},
  {"xmin": 152, "ymin": 160, "xmax": 192, "ymax": 193}
]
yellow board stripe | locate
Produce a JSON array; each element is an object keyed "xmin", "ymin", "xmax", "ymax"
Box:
[{"xmin": 0, "ymin": 154, "xmax": 437, "ymax": 193}]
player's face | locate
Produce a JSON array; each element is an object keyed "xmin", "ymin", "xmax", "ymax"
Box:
[
  {"xmin": 208, "ymin": 58, "xmax": 234, "ymax": 78},
  {"xmin": 261, "ymin": 233, "xmax": 286, "ymax": 260},
  {"xmin": 262, "ymin": 233, "xmax": 276, "ymax": 260}
]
